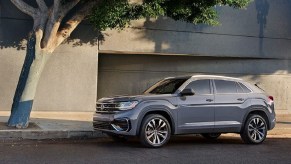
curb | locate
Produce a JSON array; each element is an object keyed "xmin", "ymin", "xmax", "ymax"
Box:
[{"xmin": 0, "ymin": 130, "xmax": 105, "ymax": 140}]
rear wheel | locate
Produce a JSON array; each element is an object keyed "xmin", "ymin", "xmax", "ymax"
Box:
[
  {"xmin": 240, "ymin": 114, "xmax": 267, "ymax": 144},
  {"xmin": 139, "ymin": 114, "xmax": 171, "ymax": 148},
  {"xmin": 201, "ymin": 133, "xmax": 221, "ymax": 140}
]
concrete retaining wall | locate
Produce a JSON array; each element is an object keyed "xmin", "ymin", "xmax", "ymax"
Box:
[{"xmin": 98, "ymin": 54, "xmax": 291, "ymax": 111}]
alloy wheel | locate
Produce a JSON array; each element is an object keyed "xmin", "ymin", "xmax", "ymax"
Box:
[
  {"xmin": 145, "ymin": 118, "xmax": 169, "ymax": 146},
  {"xmin": 248, "ymin": 117, "xmax": 267, "ymax": 142}
]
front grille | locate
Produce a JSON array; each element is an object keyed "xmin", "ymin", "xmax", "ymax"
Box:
[{"xmin": 96, "ymin": 102, "xmax": 119, "ymax": 113}]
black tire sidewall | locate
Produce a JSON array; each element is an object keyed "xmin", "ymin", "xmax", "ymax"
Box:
[
  {"xmin": 241, "ymin": 114, "xmax": 267, "ymax": 144},
  {"xmin": 139, "ymin": 114, "xmax": 171, "ymax": 148}
]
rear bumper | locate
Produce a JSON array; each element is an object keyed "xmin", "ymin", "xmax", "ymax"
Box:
[
  {"xmin": 269, "ymin": 117, "xmax": 276, "ymax": 130},
  {"xmin": 268, "ymin": 106, "xmax": 276, "ymax": 130}
]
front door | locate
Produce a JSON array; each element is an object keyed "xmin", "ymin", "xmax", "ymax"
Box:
[{"xmin": 177, "ymin": 79, "xmax": 215, "ymax": 134}]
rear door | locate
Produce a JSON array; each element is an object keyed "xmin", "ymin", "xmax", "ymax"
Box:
[
  {"xmin": 213, "ymin": 80, "xmax": 250, "ymax": 132},
  {"xmin": 177, "ymin": 79, "xmax": 215, "ymax": 133}
]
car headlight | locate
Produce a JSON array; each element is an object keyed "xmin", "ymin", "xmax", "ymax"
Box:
[{"xmin": 115, "ymin": 101, "xmax": 139, "ymax": 110}]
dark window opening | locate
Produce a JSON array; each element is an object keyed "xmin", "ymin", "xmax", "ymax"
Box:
[{"xmin": 185, "ymin": 79, "xmax": 211, "ymax": 95}]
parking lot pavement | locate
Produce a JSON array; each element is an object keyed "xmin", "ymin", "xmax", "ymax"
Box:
[{"xmin": 1, "ymin": 136, "xmax": 291, "ymax": 164}]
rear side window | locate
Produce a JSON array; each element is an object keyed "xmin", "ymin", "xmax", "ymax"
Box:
[
  {"xmin": 238, "ymin": 82, "xmax": 252, "ymax": 93},
  {"xmin": 185, "ymin": 79, "xmax": 211, "ymax": 95},
  {"xmin": 214, "ymin": 80, "xmax": 244, "ymax": 94}
]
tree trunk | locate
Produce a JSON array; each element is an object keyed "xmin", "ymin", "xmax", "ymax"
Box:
[{"xmin": 8, "ymin": 32, "xmax": 51, "ymax": 128}]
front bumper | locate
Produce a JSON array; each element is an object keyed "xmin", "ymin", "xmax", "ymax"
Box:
[
  {"xmin": 93, "ymin": 112, "xmax": 138, "ymax": 136},
  {"xmin": 93, "ymin": 118, "xmax": 131, "ymax": 132}
]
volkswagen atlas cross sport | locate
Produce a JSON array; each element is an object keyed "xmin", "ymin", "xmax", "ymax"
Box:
[{"xmin": 93, "ymin": 75, "xmax": 276, "ymax": 148}]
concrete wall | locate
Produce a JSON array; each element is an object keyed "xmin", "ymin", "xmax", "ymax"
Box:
[
  {"xmin": 98, "ymin": 54, "xmax": 291, "ymax": 111},
  {"xmin": 0, "ymin": 0, "xmax": 98, "ymax": 111},
  {"xmin": 98, "ymin": 0, "xmax": 291, "ymax": 112},
  {"xmin": 100, "ymin": 0, "xmax": 291, "ymax": 59}
]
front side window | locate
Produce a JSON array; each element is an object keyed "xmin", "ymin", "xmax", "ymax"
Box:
[
  {"xmin": 144, "ymin": 78, "xmax": 188, "ymax": 94},
  {"xmin": 214, "ymin": 80, "xmax": 243, "ymax": 94},
  {"xmin": 185, "ymin": 79, "xmax": 211, "ymax": 95}
]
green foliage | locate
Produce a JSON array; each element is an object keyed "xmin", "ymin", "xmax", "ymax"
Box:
[{"xmin": 89, "ymin": 0, "xmax": 251, "ymax": 31}]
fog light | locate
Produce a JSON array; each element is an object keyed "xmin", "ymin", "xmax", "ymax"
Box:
[{"xmin": 111, "ymin": 119, "xmax": 131, "ymax": 132}]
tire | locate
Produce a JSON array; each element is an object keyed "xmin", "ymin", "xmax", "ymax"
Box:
[
  {"xmin": 240, "ymin": 114, "xmax": 268, "ymax": 144},
  {"xmin": 201, "ymin": 133, "xmax": 221, "ymax": 140},
  {"xmin": 139, "ymin": 114, "xmax": 171, "ymax": 148},
  {"xmin": 105, "ymin": 133, "xmax": 128, "ymax": 142}
]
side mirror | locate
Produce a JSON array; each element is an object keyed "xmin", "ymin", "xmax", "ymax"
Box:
[{"xmin": 180, "ymin": 88, "xmax": 195, "ymax": 96}]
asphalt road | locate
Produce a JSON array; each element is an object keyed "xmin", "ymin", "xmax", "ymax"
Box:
[{"xmin": 0, "ymin": 135, "xmax": 291, "ymax": 164}]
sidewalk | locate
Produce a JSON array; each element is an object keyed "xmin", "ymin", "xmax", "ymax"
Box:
[
  {"xmin": 0, "ymin": 111, "xmax": 290, "ymax": 140},
  {"xmin": 0, "ymin": 111, "xmax": 104, "ymax": 139}
]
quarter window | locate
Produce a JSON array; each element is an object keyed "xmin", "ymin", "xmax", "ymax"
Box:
[
  {"xmin": 238, "ymin": 82, "xmax": 252, "ymax": 93},
  {"xmin": 214, "ymin": 80, "xmax": 243, "ymax": 94},
  {"xmin": 185, "ymin": 80, "xmax": 211, "ymax": 95}
]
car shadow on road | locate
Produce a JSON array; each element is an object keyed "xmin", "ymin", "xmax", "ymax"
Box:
[
  {"xmin": 92, "ymin": 135, "xmax": 248, "ymax": 149},
  {"xmin": 92, "ymin": 135, "xmax": 291, "ymax": 150},
  {"xmin": 277, "ymin": 121, "xmax": 291, "ymax": 125}
]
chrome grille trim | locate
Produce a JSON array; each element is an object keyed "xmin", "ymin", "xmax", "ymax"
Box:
[{"xmin": 96, "ymin": 102, "xmax": 119, "ymax": 113}]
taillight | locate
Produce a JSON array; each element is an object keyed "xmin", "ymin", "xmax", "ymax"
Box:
[{"xmin": 268, "ymin": 96, "xmax": 274, "ymax": 101}]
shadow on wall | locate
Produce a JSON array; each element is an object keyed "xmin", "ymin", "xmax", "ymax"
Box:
[
  {"xmin": 136, "ymin": 16, "xmax": 211, "ymax": 54},
  {"xmin": 0, "ymin": 0, "xmax": 100, "ymax": 51},
  {"xmin": 134, "ymin": 0, "xmax": 291, "ymax": 59},
  {"xmin": 256, "ymin": 0, "xmax": 269, "ymax": 56},
  {"xmin": 0, "ymin": 20, "xmax": 101, "ymax": 51}
]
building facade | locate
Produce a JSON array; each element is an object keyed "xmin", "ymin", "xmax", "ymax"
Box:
[{"xmin": 0, "ymin": 0, "xmax": 291, "ymax": 112}]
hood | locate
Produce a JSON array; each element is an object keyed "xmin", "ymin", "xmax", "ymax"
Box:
[{"xmin": 97, "ymin": 94, "xmax": 174, "ymax": 103}]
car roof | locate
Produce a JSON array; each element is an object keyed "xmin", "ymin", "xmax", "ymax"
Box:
[
  {"xmin": 191, "ymin": 75, "xmax": 243, "ymax": 81},
  {"xmin": 165, "ymin": 75, "xmax": 243, "ymax": 81}
]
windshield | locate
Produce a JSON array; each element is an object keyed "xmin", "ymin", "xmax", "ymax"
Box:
[{"xmin": 144, "ymin": 78, "xmax": 189, "ymax": 94}]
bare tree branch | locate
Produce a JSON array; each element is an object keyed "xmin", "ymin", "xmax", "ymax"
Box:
[
  {"xmin": 55, "ymin": 0, "xmax": 100, "ymax": 48},
  {"xmin": 53, "ymin": 0, "xmax": 61, "ymax": 15},
  {"xmin": 36, "ymin": 0, "xmax": 48, "ymax": 12},
  {"xmin": 33, "ymin": 13, "xmax": 48, "ymax": 31},
  {"xmin": 60, "ymin": 0, "xmax": 81, "ymax": 17},
  {"xmin": 42, "ymin": 0, "xmax": 64, "ymax": 49},
  {"xmin": 35, "ymin": 29, "xmax": 44, "ymax": 52},
  {"xmin": 10, "ymin": 0, "xmax": 37, "ymax": 18}
]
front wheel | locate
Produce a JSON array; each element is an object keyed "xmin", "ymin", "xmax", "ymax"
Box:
[
  {"xmin": 139, "ymin": 114, "xmax": 171, "ymax": 148},
  {"xmin": 240, "ymin": 114, "xmax": 267, "ymax": 144}
]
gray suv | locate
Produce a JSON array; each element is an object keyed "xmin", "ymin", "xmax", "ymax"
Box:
[{"xmin": 93, "ymin": 75, "xmax": 276, "ymax": 147}]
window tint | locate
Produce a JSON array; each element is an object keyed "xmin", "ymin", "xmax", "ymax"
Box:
[
  {"xmin": 185, "ymin": 80, "xmax": 211, "ymax": 95},
  {"xmin": 147, "ymin": 78, "xmax": 188, "ymax": 94},
  {"xmin": 236, "ymin": 83, "xmax": 244, "ymax": 93},
  {"xmin": 214, "ymin": 80, "xmax": 243, "ymax": 94},
  {"xmin": 238, "ymin": 82, "xmax": 252, "ymax": 93}
]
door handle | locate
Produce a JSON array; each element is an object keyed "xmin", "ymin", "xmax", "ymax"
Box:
[
  {"xmin": 237, "ymin": 98, "xmax": 244, "ymax": 101},
  {"xmin": 206, "ymin": 99, "xmax": 213, "ymax": 102}
]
